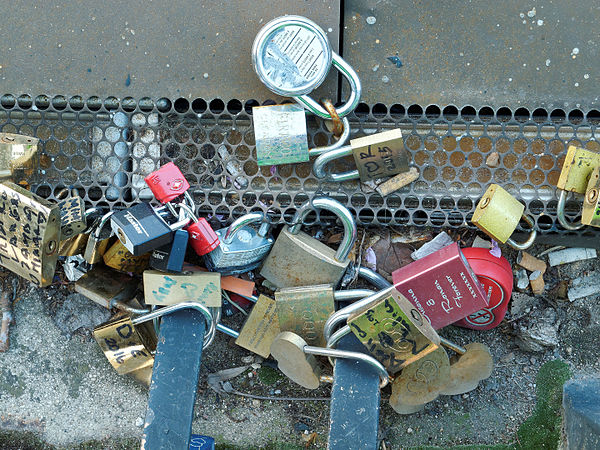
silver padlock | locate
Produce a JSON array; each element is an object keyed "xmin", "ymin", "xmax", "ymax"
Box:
[
  {"xmin": 260, "ymin": 196, "xmax": 357, "ymax": 288},
  {"xmin": 204, "ymin": 212, "xmax": 273, "ymax": 275},
  {"xmin": 252, "ymin": 15, "xmax": 361, "ymax": 119}
]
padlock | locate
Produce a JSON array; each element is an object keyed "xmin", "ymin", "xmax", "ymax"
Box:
[
  {"xmin": 149, "ymin": 229, "xmax": 189, "ymax": 272},
  {"xmin": 453, "ymin": 247, "xmax": 514, "ymax": 330},
  {"xmin": 205, "ymin": 212, "xmax": 273, "ymax": 275},
  {"xmin": 143, "ymin": 268, "xmax": 221, "ymax": 307},
  {"xmin": 57, "ymin": 207, "xmax": 106, "ymax": 256},
  {"xmin": 103, "ymin": 239, "xmax": 150, "ymax": 274},
  {"xmin": 252, "ymin": 15, "xmax": 361, "ymax": 120},
  {"xmin": 0, "ymin": 182, "xmax": 60, "ymax": 286},
  {"xmin": 260, "ymin": 196, "xmax": 357, "ymax": 288},
  {"xmin": 110, "ymin": 202, "xmax": 189, "ymax": 256},
  {"xmin": 275, "ymin": 285, "xmax": 373, "ymax": 347},
  {"xmin": 144, "ymin": 161, "xmax": 190, "ymax": 204},
  {"xmin": 75, "ymin": 265, "xmax": 145, "ymax": 311},
  {"xmin": 440, "ymin": 342, "xmax": 493, "ymax": 395},
  {"xmin": 313, "ymin": 128, "xmax": 410, "ymax": 182},
  {"xmin": 56, "ymin": 189, "xmax": 86, "ymax": 240},
  {"xmin": 392, "ymin": 242, "xmax": 490, "ymax": 330},
  {"xmin": 174, "ymin": 203, "xmax": 219, "ymax": 256},
  {"xmin": 235, "ymin": 294, "xmax": 280, "ymax": 358},
  {"xmin": 84, "ymin": 211, "xmax": 116, "ymax": 264},
  {"xmin": 389, "ymin": 346, "xmax": 450, "ymax": 414},
  {"xmin": 471, "ymin": 184, "xmax": 537, "ymax": 250},
  {"xmin": 345, "ymin": 286, "xmax": 441, "ymax": 375},
  {"xmin": 270, "ymin": 331, "xmax": 389, "ymax": 390},
  {"xmin": 0, "ymin": 133, "xmax": 39, "ymax": 186},
  {"xmin": 556, "ymin": 146, "xmax": 600, "ymax": 230},
  {"xmin": 581, "ymin": 166, "xmax": 600, "ymax": 227}
]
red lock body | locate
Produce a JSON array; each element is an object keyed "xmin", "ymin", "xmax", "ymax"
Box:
[
  {"xmin": 392, "ymin": 242, "xmax": 489, "ymax": 329},
  {"xmin": 187, "ymin": 218, "xmax": 220, "ymax": 256},
  {"xmin": 144, "ymin": 162, "xmax": 190, "ymax": 203},
  {"xmin": 453, "ymin": 247, "xmax": 513, "ymax": 330}
]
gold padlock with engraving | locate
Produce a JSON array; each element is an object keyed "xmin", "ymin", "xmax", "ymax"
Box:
[
  {"xmin": 472, "ymin": 184, "xmax": 536, "ymax": 250},
  {"xmin": 556, "ymin": 145, "xmax": 600, "ymax": 230},
  {"xmin": 103, "ymin": 239, "xmax": 149, "ymax": 274},
  {"xmin": 0, "ymin": 133, "xmax": 39, "ymax": 186},
  {"xmin": 76, "ymin": 265, "xmax": 140, "ymax": 310},
  {"xmin": 235, "ymin": 294, "xmax": 281, "ymax": 358},
  {"xmin": 581, "ymin": 166, "xmax": 600, "ymax": 228},
  {"xmin": 0, "ymin": 182, "xmax": 60, "ymax": 286},
  {"xmin": 57, "ymin": 189, "xmax": 87, "ymax": 240},
  {"xmin": 347, "ymin": 287, "xmax": 440, "ymax": 375}
]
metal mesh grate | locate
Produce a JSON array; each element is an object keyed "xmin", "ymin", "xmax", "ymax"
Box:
[{"xmin": 1, "ymin": 94, "xmax": 599, "ymax": 236}]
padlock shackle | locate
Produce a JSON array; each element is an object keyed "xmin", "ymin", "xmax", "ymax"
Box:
[
  {"xmin": 294, "ymin": 52, "xmax": 362, "ymax": 119},
  {"xmin": 312, "ymin": 145, "xmax": 359, "ymax": 181},
  {"xmin": 308, "ymin": 116, "xmax": 351, "ymax": 157},
  {"xmin": 110, "ymin": 298, "xmax": 150, "ymax": 315},
  {"xmin": 556, "ymin": 189, "xmax": 584, "ymax": 231},
  {"xmin": 288, "ymin": 197, "xmax": 357, "ymax": 262},
  {"xmin": 93, "ymin": 211, "xmax": 115, "ymax": 239},
  {"xmin": 333, "ymin": 289, "xmax": 375, "ymax": 302},
  {"xmin": 223, "ymin": 211, "xmax": 266, "ymax": 244},
  {"xmin": 355, "ymin": 266, "xmax": 392, "ymax": 290},
  {"xmin": 133, "ymin": 302, "xmax": 214, "ymax": 339},
  {"xmin": 171, "ymin": 202, "xmax": 198, "ymax": 223},
  {"xmin": 304, "ymin": 345, "xmax": 389, "ymax": 388},
  {"xmin": 439, "ymin": 336, "xmax": 466, "ymax": 355},
  {"xmin": 506, "ymin": 214, "xmax": 537, "ymax": 250}
]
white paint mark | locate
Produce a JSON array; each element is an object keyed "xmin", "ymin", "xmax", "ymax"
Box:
[
  {"xmin": 575, "ymin": 82, "xmax": 579, "ymax": 87},
  {"xmin": 203, "ymin": 73, "xmax": 209, "ymax": 79},
  {"xmin": 372, "ymin": 64, "xmax": 380, "ymax": 72},
  {"xmin": 366, "ymin": 16, "xmax": 376, "ymax": 25},
  {"xmin": 527, "ymin": 7, "xmax": 536, "ymax": 17},
  {"xmin": 545, "ymin": 59, "xmax": 551, "ymax": 66},
  {"xmin": 584, "ymin": 74, "xmax": 590, "ymax": 79},
  {"xmin": 537, "ymin": 19, "xmax": 544, "ymax": 26},
  {"xmin": 381, "ymin": 75, "xmax": 390, "ymax": 83}
]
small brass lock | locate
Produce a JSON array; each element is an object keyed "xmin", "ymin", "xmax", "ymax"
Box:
[
  {"xmin": 0, "ymin": 133, "xmax": 39, "ymax": 186},
  {"xmin": 235, "ymin": 294, "xmax": 281, "ymax": 358},
  {"xmin": 313, "ymin": 129, "xmax": 410, "ymax": 182},
  {"xmin": 556, "ymin": 145, "xmax": 600, "ymax": 230},
  {"xmin": 56, "ymin": 189, "xmax": 87, "ymax": 240},
  {"xmin": 0, "ymin": 182, "xmax": 60, "ymax": 286},
  {"xmin": 260, "ymin": 196, "xmax": 357, "ymax": 288},
  {"xmin": 84, "ymin": 211, "xmax": 115, "ymax": 264},
  {"xmin": 472, "ymin": 184, "xmax": 536, "ymax": 250},
  {"xmin": 103, "ymin": 239, "xmax": 150, "ymax": 274},
  {"xmin": 582, "ymin": 166, "xmax": 600, "ymax": 227},
  {"xmin": 58, "ymin": 232, "xmax": 89, "ymax": 257},
  {"xmin": 143, "ymin": 269, "xmax": 221, "ymax": 307},
  {"xmin": 75, "ymin": 265, "xmax": 141, "ymax": 310}
]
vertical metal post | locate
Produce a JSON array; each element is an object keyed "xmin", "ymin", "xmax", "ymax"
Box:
[
  {"xmin": 328, "ymin": 333, "xmax": 381, "ymax": 449},
  {"xmin": 141, "ymin": 309, "xmax": 206, "ymax": 449}
]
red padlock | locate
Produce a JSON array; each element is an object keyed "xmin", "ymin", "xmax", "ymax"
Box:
[
  {"xmin": 144, "ymin": 162, "xmax": 190, "ymax": 203},
  {"xmin": 453, "ymin": 247, "xmax": 513, "ymax": 330},
  {"xmin": 187, "ymin": 218, "xmax": 220, "ymax": 256}
]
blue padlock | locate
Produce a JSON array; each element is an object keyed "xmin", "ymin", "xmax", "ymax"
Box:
[{"xmin": 149, "ymin": 229, "xmax": 189, "ymax": 273}]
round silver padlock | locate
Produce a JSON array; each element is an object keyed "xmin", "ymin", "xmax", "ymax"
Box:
[{"xmin": 252, "ymin": 15, "xmax": 361, "ymax": 119}]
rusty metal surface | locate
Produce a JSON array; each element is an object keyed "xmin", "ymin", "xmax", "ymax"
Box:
[
  {"xmin": 342, "ymin": 0, "xmax": 599, "ymax": 111},
  {"xmin": 1, "ymin": 0, "xmax": 340, "ymax": 102}
]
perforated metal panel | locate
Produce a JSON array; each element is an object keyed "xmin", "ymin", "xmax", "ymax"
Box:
[{"xmin": 1, "ymin": 94, "xmax": 598, "ymax": 240}]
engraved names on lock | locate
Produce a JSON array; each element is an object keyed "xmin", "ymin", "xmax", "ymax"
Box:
[
  {"xmin": 93, "ymin": 317, "xmax": 155, "ymax": 374},
  {"xmin": 348, "ymin": 288, "xmax": 440, "ymax": 375},
  {"xmin": 143, "ymin": 269, "xmax": 221, "ymax": 307},
  {"xmin": 0, "ymin": 182, "xmax": 60, "ymax": 287},
  {"xmin": 236, "ymin": 295, "xmax": 280, "ymax": 358},
  {"xmin": 58, "ymin": 196, "xmax": 86, "ymax": 239},
  {"xmin": 350, "ymin": 129, "xmax": 409, "ymax": 181},
  {"xmin": 275, "ymin": 285, "xmax": 334, "ymax": 347},
  {"xmin": 103, "ymin": 240, "xmax": 149, "ymax": 274},
  {"xmin": 253, "ymin": 104, "xmax": 309, "ymax": 166}
]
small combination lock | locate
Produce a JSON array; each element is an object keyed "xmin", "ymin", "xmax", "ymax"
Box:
[{"xmin": 144, "ymin": 161, "xmax": 191, "ymax": 204}]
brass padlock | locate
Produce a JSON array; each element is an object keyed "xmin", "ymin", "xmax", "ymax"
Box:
[
  {"xmin": 103, "ymin": 239, "xmax": 150, "ymax": 274},
  {"xmin": 75, "ymin": 265, "xmax": 142, "ymax": 311},
  {"xmin": 313, "ymin": 129, "xmax": 410, "ymax": 182},
  {"xmin": 235, "ymin": 294, "xmax": 281, "ymax": 358},
  {"xmin": 260, "ymin": 196, "xmax": 357, "ymax": 288},
  {"xmin": 84, "ymin": 211, "xmax": 116, "ymax": 264},
  {"xmin": 556, "ymin": 145, "xmax": 600, "ymax": 230},
  {"xmin": 58, "ymin": 207, "xmax": 105, "ymax": 256},
  {"xmin": 440, "ymin": 342, "xmax": 493, "ymax": 396},
  {"xmin": 472, "ymin": 184, "xmax": 536, "ymax": 250},
  {"xmin": 0, "ymin": 182, "xmax": 60, "ymax": 286},
  {"xmin": 581, "ymin": 166, "xmax": 600, "ymax": 227},
  {"xmin": 0, "ymin": 133, "xmax": 39, "ymax": 186},
  {"xmin": 275, "ymin": 285, "xmax": 372, "ymax": 347},
  {"xmin": 345, "ymin": 286, "xmax": 441, "ymax": 375},
  {"xmin": 56, "ymin": 189, "xmax": 87, "ymax": 240}
]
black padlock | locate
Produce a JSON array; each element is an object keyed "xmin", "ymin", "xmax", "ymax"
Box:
[
  {"xmin": 110, "ymin": 203, "xmax": 189, "ymax": 256},
  {"xmin": 149, "ymin": 229, "xmax": 189, "ymax": 272}
]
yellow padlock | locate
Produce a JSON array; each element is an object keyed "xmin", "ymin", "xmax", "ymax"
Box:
[
  {"xmin": 472, "ymin": 184, "xmax": 536, "ymax": 250},
  {"xmin": 582, "ymin": 166, "xmax": 600, "ymax": 228},
  {"xmin": 556, "ymin": 145, "xmax": 600, "ymax": 230}
]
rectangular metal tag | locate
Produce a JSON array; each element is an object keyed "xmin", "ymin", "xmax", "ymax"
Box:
[
  {"xmin": 93, "ymin": 316, "xmax": 155, "ymax": 374},
  {"xmin": 0, "ymin": 182, "xmax": 60, "ymax": 286},
  {"xmin": 275, "ymin": 284, "xmax": 334, "ymax": 347},
  {"xmin": 253, "ymin": 104, "xmax": 309, "ymax": 166},
  {"xmin": 236, "ymin": 294, "xmax": 280, "ymax": 358},
  {"xmin": 350, "ymin": 129, "xmax": 409, "ymax": 181},
  {"xmin": 348, "ymin": 287, "xmax": 440, "ymax": 375},
  {"xmin": 143, "ymin": 270, "xmax": 221, "ymax": 306}
]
